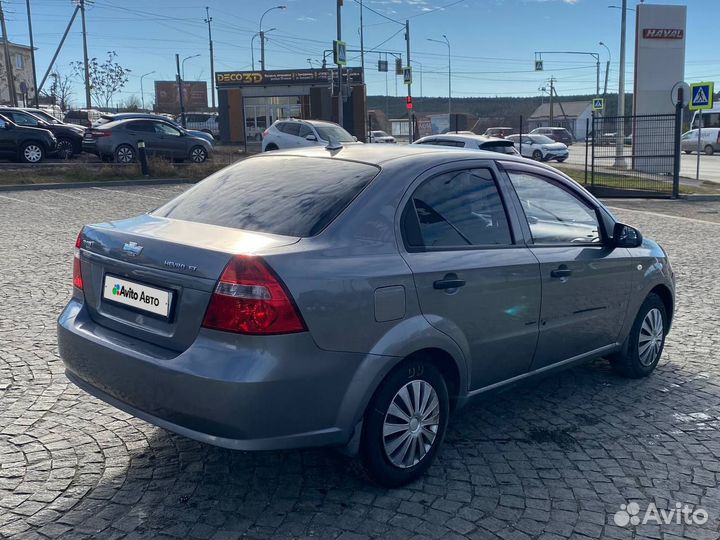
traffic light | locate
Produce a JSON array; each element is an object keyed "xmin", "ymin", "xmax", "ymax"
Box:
[
  {"xmin": 406, "ymin": 96, "xmax": 413, "ymax": 110},
  {"xmin": 395, "ymin": 58, "xmax": 403, "ymax": 75}
]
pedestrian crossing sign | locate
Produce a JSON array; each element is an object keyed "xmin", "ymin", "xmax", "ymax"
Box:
[
  {"xmin": 689, "ymin": 82, "xmax": 714, "ymax": 111},
  {"xmin": 592, "ymin": 98, "xmax": 604, "ymax": 111}
]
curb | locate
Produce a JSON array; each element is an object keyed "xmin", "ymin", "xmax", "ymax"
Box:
[
  {"xmin": 0, "ymin": 178, "xmax": 197, "ymax": 192},
  {"xmin": 680, "ymin": 194, "xmax": 720, "ymax": 201}
]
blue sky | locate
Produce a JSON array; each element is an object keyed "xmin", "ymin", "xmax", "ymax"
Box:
[{"xmin": 2, "ymin": 0, "xmax": 716, "ymax": 107}]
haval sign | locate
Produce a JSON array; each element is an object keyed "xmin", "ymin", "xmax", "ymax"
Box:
[{"xmin": 643, "ymin": 28, "xmax": 684, "ymax": 39}]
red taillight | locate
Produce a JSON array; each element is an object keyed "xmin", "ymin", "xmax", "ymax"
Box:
[
  {"xmin": 73, "ymin": 231, "xmax": 84, "ymax": 290},
  {"xmin": 89, "ymin": 129, "xmax": 111, "ymax": 138},
  {"xmin": 202, "ymin": 256, "xmax": 306, "ymax": 335}
]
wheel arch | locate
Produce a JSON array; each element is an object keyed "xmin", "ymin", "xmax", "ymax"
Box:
[{"xmin": 649, "ymin": 283, "xmax": 674, "ymax": 329}]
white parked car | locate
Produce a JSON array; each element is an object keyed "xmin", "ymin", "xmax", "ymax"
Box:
[
  {"xmin": 262, "ymin": 119, "xmax": 360, "ymax": 151},
  {"xmin": 181, "ymin": 112, "xmax": 219, "ymax": 137},
  {"xmin": 506, "ymin": 134, "xmax": 569, "ymax": 162},
  {"xmin": 368, "ymin": 130, "xmax": 396, "ymax": 143},
  {"xmin": 681, "ymin": 128, "xmax": 720, "ymax": 155},
  {"xmin": 413, "ymin": 133, "xmax": 519, "ymax": 155}
]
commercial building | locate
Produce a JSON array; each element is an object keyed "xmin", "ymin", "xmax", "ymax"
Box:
[
  {"xmin": 527, "ymin": 100, "xmax": 593, "ymax": 140},
  {"xmin": 215, "ymin": 67, "xmax": 367, "ymax": 146},
  {"xmin": 0, "ymin": 40, "xmax": 35, "ymax": 106}
]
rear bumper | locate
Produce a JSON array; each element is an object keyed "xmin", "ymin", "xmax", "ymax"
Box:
[{"xmin": 58, "ymin": 297, "xmax": 383, "ymax": 451}]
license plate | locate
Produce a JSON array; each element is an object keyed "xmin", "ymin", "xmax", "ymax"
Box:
[{"xmin": 103, "ymin": 275, "xmax": 172, "ymax": 318}]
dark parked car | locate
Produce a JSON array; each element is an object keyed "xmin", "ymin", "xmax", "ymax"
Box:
[
  {"xmin": 0, "ymin": 113, "xmax": 57, "ymax": 163},
  {"xmin": 63, "ymin": 109, "xmax": 102, "ymax": 128},
  {"xmin": 59, "ymin": 144, "xmax": 674, "ymax": 486},
  {"xmin": 94, "ymin": 113, "xmax": 214, "ymax": 144},
  {"xmin": 530, "ymin": 127, "xmax": 574, "ymax": 146},
  {"xmin": 83, "ymin": 118, "xmax": 212, "ymax": 163},
  {"xmin": 0, "ymin": 107, "xmax": 85, "ymax": 159}
]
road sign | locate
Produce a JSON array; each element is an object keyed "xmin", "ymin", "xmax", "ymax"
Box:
[
  {"xmin": 535, "ymin": 60, "xmax": 543, "ymax": 71},
  {"xmin": 689, "ymin": 81, "xmax": 714, "ymax": 111},
  {"xmin": 403, "ymin": 67, "xmax": 412, "ymax": 85},
  {"xmin": 333, "ymin": 40, "xmax": 347, "ymax": 66},
  {"xmin": 592, "ymin": 98, "xmax": 604, "ymax": 111}
]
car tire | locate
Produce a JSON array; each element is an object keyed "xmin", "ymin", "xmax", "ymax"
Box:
[
  {"xmin": 556, "ymin": 157, "xmax": 567, "ymax": 163},
  {"xmin": 189, "ymin": 145, "xmax": 208, "ymax": 163},
  {"xmin": 609, "ymin": 293, "xmax": 667, "ymax": 379},
  {"xmin": 56, "ymin": 138, "xmax": 75, "ymax": 160},
  {"xmin": 264, "ymin": 143, "xmax": 279, "ymax": 152},
  {"xmin": 705, "ymin": 145, "xmax": 714, "ymax": 156},
  {"xmin": 114, "ymin": 144, "xmax": 136, "ymax": 164},
  {"xmin": 532, "ymin": 150, "xmax": 543, "ymax": 161},
  {"xmin": 684, "ymin": 150, "xmax": 692, "ymax": 154},
  {"xmin": 360, "ymin": 357, "xmax": 449, "ymax": 488},
  {"xmin": 20, "ymin": 141, "xmax": 45, "ymax": 163}
]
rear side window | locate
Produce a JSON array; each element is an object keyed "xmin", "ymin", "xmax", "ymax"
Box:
[
  {"xmin": 278, "ymin": 122, "xmax": 300, "ymax": 136},
  {"xmin": 153, "ymin": 156, "xmax": 379, "ymax": 237}
]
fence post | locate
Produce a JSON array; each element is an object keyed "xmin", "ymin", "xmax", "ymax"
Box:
[
  {"xmin": 590, "ymin": 112, "xmax": 596, "ymax": 189},
  {"xmin": 137, "ymin": 140, "xmax": 150, "ymax": 177},
  {"xmin": 672, "ymin": 99, "xmax": 682, "ymax": 199},
  {"xmin": 584, "ymin": 117, "xmax": 589, "ymax": 185},
  {"xmin": 519, "ymin": 115, "xmax": 523, "ymax": 155}
]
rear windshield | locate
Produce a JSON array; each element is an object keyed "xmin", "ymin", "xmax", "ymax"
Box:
[{"xmin": 153, "ymin": 156, "xmax": 379, "ymax": 237}]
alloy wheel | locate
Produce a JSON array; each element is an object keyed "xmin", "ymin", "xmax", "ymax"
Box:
[
  {"xmin": 116, "ymin": 147, "xmax": 134, "ymax": 163},
  {"xmin": 382, "ymin": 380, "xmax": 440, "ymax": 469},
  {"xmin": 24, "ymin": 144, "xmax": 42, "ymax": 163},
  {"xmin": 638, "ymin": 307, "xmax": 663, "ymax": 366},
  {"xmin": 191, "ymin": 147, "xmax": 207, "ymax": 163},
  {"xmin": 57, "ymin": 140, "xmax": 73, "ymax": 160}
]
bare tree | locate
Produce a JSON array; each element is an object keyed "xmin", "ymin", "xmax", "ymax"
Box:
[
  {"xmin": 120, "ymin": 94, "xmax": 141, "ymax": 112},
  {"xmin": 48, "ymin": 71, "xmax": 74, "ymax": 110},
  {"xmin": 72, "ymin": 51, "xmax": 130, "ymax": 109}
]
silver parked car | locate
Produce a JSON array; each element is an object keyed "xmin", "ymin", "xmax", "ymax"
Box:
[
  {"xmin": 506, "ymin": 134, "xmax": 569, "ymax": 162},
  {"xmin": 262, "ymin": 118, "xmax": 360, "ymax": 151},
  {"xmin": 58, "ymin": 145, "xmax": 674, "ymax": 486},
  {"xmin": 414, "ymin": 133, "xmax": 519, "ymax": 155},
  {"xmin": 83, "ymin": 118, "xmax": 213, "ymax": 163}
]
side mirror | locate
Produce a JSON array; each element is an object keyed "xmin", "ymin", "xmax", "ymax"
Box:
[
  {"xmin": 613, "ymin": 222, "xmax": 643, "ymax": 248},
  {"xmin": 305, "ymin": 134, "xmax": 317, "ymax": 141},
  {"xmin": 353, "ymin": 136, "xmax": 358, "ymax": 142}
]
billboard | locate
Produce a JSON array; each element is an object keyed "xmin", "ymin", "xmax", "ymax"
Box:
[{"xmin": 154, "ymin": 81, "xmax": 208, "ymax": 114}]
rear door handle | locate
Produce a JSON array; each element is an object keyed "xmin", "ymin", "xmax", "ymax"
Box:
[
  {"xmin": 433, "ymin": 276, "xmax": 466, "ymax": 290},
  {"xmin": 550, "ymin": 265, "xmax": 572, "ymax": 278}
]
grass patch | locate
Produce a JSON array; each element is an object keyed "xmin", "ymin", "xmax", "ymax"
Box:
[{"xmin": 0, "ymin": 153, "xmax": 244, "ymax": 187}]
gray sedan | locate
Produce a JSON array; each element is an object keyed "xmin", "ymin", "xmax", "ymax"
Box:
[
  {"xmin": 58, "ymin": 145, "xmax": 674, "ymax": 486},
  {"xmin": 83, "ymin": 118, "xmax": 213, "ymax": 163}
]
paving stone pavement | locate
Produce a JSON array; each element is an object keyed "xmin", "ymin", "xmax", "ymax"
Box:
[{"xmin": 1, "ymin": 185, "xmax": 720, "ymax": 540}]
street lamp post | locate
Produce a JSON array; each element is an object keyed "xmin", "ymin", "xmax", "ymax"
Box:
[
  {"xmin": 613, "ymin": 0, "xmax": 628, "ymax": 167},
  {"xmin": 140, "ymin": 70, "xmax": 155, "ymax": 111},
  {"xmin": 251, "ymin": 29, "xmax": 276, "ymax": 71},
  {"xmin": 599, "ymin": 41, "xmax": 611, "ymax": 97},
  {"xmin": 427, "ymin": 35, "xmax": 451, "ymax": 127},
  {"xmin": 259, "ymin": 5, "xmax": 286, "ymax": 72},
  {"xmin": 181, "ymin": 53, "xmax": 201, "ymax": 81}
]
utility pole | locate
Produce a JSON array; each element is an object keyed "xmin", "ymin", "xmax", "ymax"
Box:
[
  {"xmin": 204, "ymin": 6, "xmax": 215, "ymax": 110},
  {"xmin": 79, "ymin": 0, "xmax": 92, "ymax": 108},
  {"xmin": 615, "ymin": 0, "xmax": 628, "ymax": 167},
  {"xmin": 359, "ymin": 0, "xmax": 364, "ymax": 80},
  {"xmin": 549, "ymin": 77, "xmax": 555, "ymax": 126},
  {"xmin": 176, "ymin": 54, "xmax": 186, "ymax": 128},
  {"xmin": 405, "ymin": 19, "xmax": 413, "ymax": 142},
  {"xmin": 336, "ymin": 0, "xmax": 343, "ymax": 128},
  {"xmin": 0, "ymin": 1, "xmax": 17, "ymax": 106},
  {"xmin": 259, "ymin": 30, "xmax": 266, "ymax": 71},
  {"xmin": 25, "ymin": 0, "xmax": 39, "ymax": 107}
]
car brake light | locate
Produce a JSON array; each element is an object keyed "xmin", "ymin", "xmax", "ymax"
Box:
[
  {"xmin": 202, "ymin": 255, "xmax": 306, "ymax": 335},
  {"xmin": 89, "ymin": 129, "xmax": 111, "ymax": 138},
  {"xmin": 73, "ymin": 231, "xmax": 84, "ymax": 290}
]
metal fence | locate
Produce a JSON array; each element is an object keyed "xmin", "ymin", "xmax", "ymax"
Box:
[{"xmin": 588, "ymin": 113, "xmax": 679, "ymax": 198}]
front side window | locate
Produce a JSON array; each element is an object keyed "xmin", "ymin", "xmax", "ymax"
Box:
[
  {"xmin": 155, "ymin": 123, "xmax": 181, "ymax": 137},
  {"xmin": 406, "ymin": 168, "xmax": 512, "ymax": 249},
  {"xmin": 507, "ymin": 171, "xmax": 600, "ymax": 245},
  {"xmin": 298, "ymin": 124, "xmax": 314, "ymax": 138},
  {"xmin": 8, "ymin": 112, "xmax": 38, "ymax": 126}
]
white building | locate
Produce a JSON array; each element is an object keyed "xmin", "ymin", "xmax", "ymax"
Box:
[
  {"xmin": 527, "ymin": 100, "xmax": 593, "ymax": 140},
  {"xmin": 0, "ymin": 40, "xmax": 36, "ymax": 105}
]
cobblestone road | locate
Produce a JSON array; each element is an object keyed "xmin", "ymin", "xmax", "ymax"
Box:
[{"xmin": 1, "ymin": 186, "xmax": 720, "ymax": 540}]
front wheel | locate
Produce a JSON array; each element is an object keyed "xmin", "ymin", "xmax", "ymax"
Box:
[
  {"xmin": 556, "ymin": 157, "xmax": 567, "ymax": 162},
  {"xmin": 189, "ymin": 145, "xmax": 208, "ymax": 163},
  {"xmin": 21, "ymin": 142, "xmax": 45, "ymax": 163},
  {"xmin": 360, "ymin": 358, "xmax": 449, "ymax": 487},
  {"xmin": 610, "ymin": 293, "xmax": 667, "ymax": 378},
  {"xmin": 532, "ymin": 150, "xmax": 543, "ymax": 161},
  {"xmin": 56, "ymin": 138, "xmax": 75, "ymax": 160},
  {"xmin": 705, "ymin": 145, "xmax": 714, "ymax": 156}
]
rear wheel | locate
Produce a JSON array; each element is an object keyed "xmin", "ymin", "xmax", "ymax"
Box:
[
  {"xmin": 360, "ymin": 358, "xmax": 449, "ymax": 487},
  {"xmin": 21, "ymin": 142, "xmax": 44, "ymax": 163},
  {"xmin": 532, "ymin": 150, "xmax": 543, "ymax": 161},
  {"xmin": 264, "ymin": 143, "xmax": 278, "ymax": 152},
  {"xmin": 610, "ymin": 293, "xmax": 667, "ymax": 378},
  {"xmin": 189, "ymin": 145, "xmax": 208, "ymax": 163},
  {"xmin": 115, "ymin": 144, "xmax": 135, "ymax": 164},
  {"xmin": 684, "ymin": 150, "xmax": 692, "ymax": 154},
  {"xmin": 56, "ymin": 138, "xmax": 75, "ymax": 160},
  {"xmin": 705, "ymin": 145, "xmax": 714, "ymax": 156}
]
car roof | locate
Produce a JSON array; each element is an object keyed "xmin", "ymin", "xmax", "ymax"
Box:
[{"xmin": 417, "ymin": 133, "xmax": 509, "ymax": 144}]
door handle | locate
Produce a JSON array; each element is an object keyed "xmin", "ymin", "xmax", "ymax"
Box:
[
  {"xmin": 433, "ymin": 276, "xmax": 466, "ymax": 290},
  {"xmin": 550, "ymin": 265, "xmax": 572, "ymax": 278}
]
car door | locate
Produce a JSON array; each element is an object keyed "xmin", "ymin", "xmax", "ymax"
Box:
[
  {"xmin": 153, "ymin": 122, "xmax": 186, "ymax": 158},
  {"xmin": 298, "ymin": 123, "xmax": 316, "ymax": 146},
  {"xmin": 399, "ymin": 162, "xmax": 542, "ymax": 390},
  {"xmin": 0, "ymin": 116, "xmax": 15, "ymax": 157},
  {"xmin": 502, "ymin": 164, "xmax": 634, "ymax": 369},
  {"xmin": 124, "ymin": 120, "xmax": 158, "ymax": 154}
]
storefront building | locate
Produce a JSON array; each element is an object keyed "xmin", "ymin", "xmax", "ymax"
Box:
[{"xmin": 215, "ymin": 67, "xmax": 367, "ymax": 146}]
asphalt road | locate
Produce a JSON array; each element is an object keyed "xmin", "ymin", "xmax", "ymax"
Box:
[
  {"xmin": 563, "ymin": 143, "xmax": 720, "ymax": 183},
  {"xmin": 1, "ymin": 185, "xmax": 720, "ymax": 539}
]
